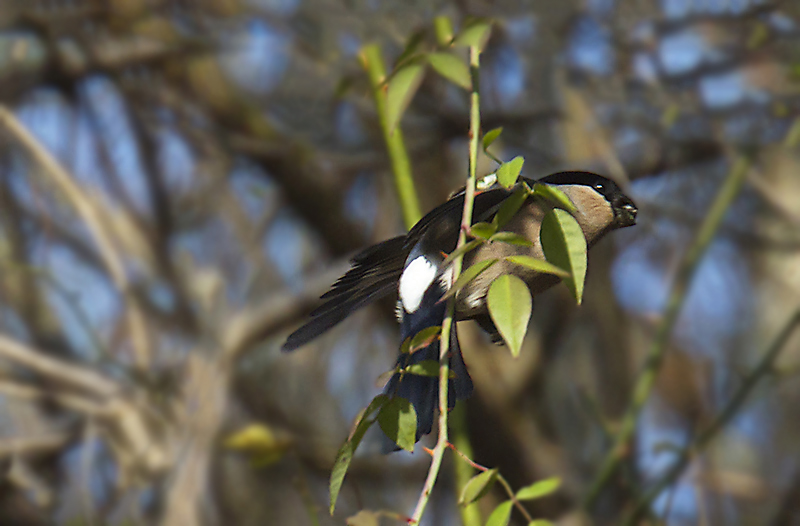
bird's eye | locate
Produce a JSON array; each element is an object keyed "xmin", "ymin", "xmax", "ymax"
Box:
[{"xmin": 594, "ymin": 183, "xmax": 605, "ymax": 191}]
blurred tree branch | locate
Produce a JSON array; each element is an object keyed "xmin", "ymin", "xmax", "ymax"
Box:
[
  {"xmin": 0, "ymin": 2, "xmax": 797, "ymax": 524},
  {"xmin": 625, "ymin": 305, "xmax": 800, "ymax": 524},
  {"xmin": 0, "ymin": 106, "xmax": 153, "ymax": 369},
  {"xmin": 584, "ymin": 152, "xmax": 754, "ymax": 508}
]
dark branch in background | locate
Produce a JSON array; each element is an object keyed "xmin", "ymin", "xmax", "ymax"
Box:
[
  {"xmin": 123, "ymin": 97, "xmax": 203, "ymax": 335},
  {"xmin": 0, "ymin": 172, "xmax": 46, "ymax": 343},
  {"xmin": 770, "ymin": 464, "xmax": 800, "ymax": 526},
  {"xmin": 223, "ymin": 261, "xmax": 351, "ymax": 361},
  {"xmin": 242, "ymin": 142, "xmax": 374, "ymax": 256}
]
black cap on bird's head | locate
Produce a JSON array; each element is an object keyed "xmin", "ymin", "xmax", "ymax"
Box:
[{"xmin": 537, "ymin": 171, "xmax": 638, "ymax": 229}]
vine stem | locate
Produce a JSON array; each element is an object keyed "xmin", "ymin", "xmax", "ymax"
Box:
[
  {"xmin": 360, "ymin": 44, "xmax": 422, "ymax": 229},
  {"xmin": 410, "ymin": 43, "xmax": 482, "ymax": 524},
  {"xmin": 583, "ymin": 153, "xmax": 754, "ymax": 508},
  {"xmin": 447, "ymin": 443, "xmax": 535, "ymax": 523},
  {"xmin": 451, "ymin": 403, "xmax": 481, "ymax": 526}
]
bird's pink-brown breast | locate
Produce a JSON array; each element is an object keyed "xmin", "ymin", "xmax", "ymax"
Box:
[{"xmin": 454, "ymin": 185, "xmax": 616, "ymax": 319}]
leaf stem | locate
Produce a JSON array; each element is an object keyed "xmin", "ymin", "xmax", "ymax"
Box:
[
  {"xmin": 450, "ymin": 405, "xmax": 482, "ymax": 526},
  {"xmin": 447, "ymin": 442, "xmax": 535, "ymax": 523},
  {"xmin": 360, "ymin": 44, "xmax": 422, "ymax": 229},
  {"xmin": 583, "ymin": 152, "xmax": 754, "ymax": 508}
]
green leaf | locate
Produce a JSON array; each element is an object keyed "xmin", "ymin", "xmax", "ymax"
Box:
[
  {"xmin": 527, "ymin": 521, "xmax": 555, "ymax": 526},
  {"xmin": 434, "ymin": 16, "xmax": 454, "ymax": 46},
  {"xmin": 386, "ymin": 63, "xmax": 426, "ymax": 135},
  {"xmin": 516, "ymin": 477, "xmax": 561, "ymax": 501},
  {"xmin": 492, "ymin": 188, "xmax": 530, "ymax": 229},
  {"xmin": 334, "ymin": 75, "xmax": 354, "ymax": 98},
  {"xmin": 442, "ymin": 239, "xmax": 484, "ymax": 268},
  {"xmin": 374, "ymin": 367, "xmax": 396, "ymax": 388},
  {"xmin": 487, "ymin": 275, "xmax": 532, "ymax": 358},
  {"xmin": 541, "ymin": 209, "xmax": 587, "ymax": 304},
  {"xmin": 485, "ymin": 500, "xmax": 513, "ymax": 526},
  {"xmin": 482, "ymin": 127, "xmax": 503, "ymax": 151},
  {"xmin": 377, "ymin": 396, "xmax": 417, "ymax": 452},
  {"xmin": 489, "ymin": 232, "xmax": 533, "ymax": 246},
  {"xmin": 476, "ymin": 173, "xmax": 498, "ymax": 191},
  {"xmin": 496, "ymin": 156, "xmax": 524, "ymax": 188},
  {"xmin": 660, "ymin": 103, "xmax": 681, "ymax": 129},
  {"xmin": 505, "ymin": 255, "xmax": 570, "ymax": 278},
  {"xmin": 459, "ymin": 468, "xmax": 498, "ymax": 505},
  {"xmin": 442, "ymin": 259, "xmax": 497, "ymax": 301},
  {"xmin": 403, "ymin": 360, "xmax": 456, "ymax": 378},
  {"xmin": 470, "ymin": 221, "xmax": 497, "ymax": 239},
  {"xmin": 427, "ymin": 52, "xmax": 471, "ymax": 90},
  {"xmin": 346, "ymin": 510, "xmax": 380, "ymax": 526},
  {"xmin": 531, "ymin": 183, "xmax": 576, "ymax": 212},
  {"xmin": 409, "ymin": 326, "xmax": 442, "ymax": 354},
  {"xmin": 330, "ymin": 395, "xmax": 389, "ymax": 514},
  {"xmin": 453, "ymin": 19, "xmax": 492, "ymax": 51},
  {"xmin": 223, "ymin": 423, "xmax": 291, "ymax": 467},
  {"xmin": 395, "ymin": 30, "xmax": 426, "ymax": 68}
]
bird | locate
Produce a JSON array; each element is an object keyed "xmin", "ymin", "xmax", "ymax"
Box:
[{"xmin": 282, "ymin": 171, "xmax": 637, "ymax": 449}]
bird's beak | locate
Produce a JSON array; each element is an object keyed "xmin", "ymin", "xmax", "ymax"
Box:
[{"xmin": 616, "ymin": 200, "xmax": 638, "ymax": 228}]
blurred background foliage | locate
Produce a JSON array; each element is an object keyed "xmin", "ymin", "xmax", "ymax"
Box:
[{"xmin": 0, "ymin": 0, "xmax": 799, "ymax": 525}]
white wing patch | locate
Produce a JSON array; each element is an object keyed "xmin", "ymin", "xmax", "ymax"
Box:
[
  {"xmin": 438, "ymin": 265, "xmax": 454, "ymax": 290},
  {"xmin": 399, "ymin": 255, "xmax": 438, "ymax": 313},
  {"xmin": 477, "ymin": 172, "xmax": 497, "ymax": 190}
]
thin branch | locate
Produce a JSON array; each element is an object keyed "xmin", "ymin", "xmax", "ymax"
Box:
[
  {"xmin": 0, "ymin": 379, "xmax": 109, "ymax": 415},
  {"xmin": 222, "ymin": 260, "xmax": 351, "ymax": 361},
  {"xmin": 0, "ymin": 335, "xmax": 119, "ymax": 397},
  {"xmin": 410, "ymin": 42, "xmax": 483, "ymax": 524},
  {"xmin": 450, "ymin": 404, "xmax": 482, "ymax": 526},
  {"xmin": 0, "ymin": 105, "xmax": 153, "ymax": 368},
  {"xmin": 360, "ymin": 44, "xmax": 422, "ymax": 229},
  {"xmin": 410, "ymin": 301, "xmax": 454, "ymax": 523},
  {"xmin": 583, "ymin": 152, "xmax": 754, "ymax": 508},
  {"xmin": 0, "ymin": 340, "xmax": 166, "ymax": 484},
  {"xmin": 449, "ymin": 40, "xmax": 486, "ymax": 526},
  {"xmin": 746, "ymin": 169, "xmax": 800, "ymax": 227},
  {"xmin": 0, "ymin": 433, "xmax": 72, "ymax": 459},
  {"xmin": 0, "ymin": 257, "xmax": 109, "ymax": 360},
  {"xmin": 448, "ymin": 443, "xmax": 536, "ymax": 524},
  {"xmin": 623, "ymin": 306, "xmax": 800, "ymax": 524},
  {"xmin": 7, "ymin": 458, "xmax": 54, "ymax": 509}
]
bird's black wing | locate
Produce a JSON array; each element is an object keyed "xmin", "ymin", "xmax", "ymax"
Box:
[
  {"xmin": 282, "ymin": 236, "xmax": 408, "ymax": 351},
  {"xmin": 282, "ymin": 186, "xmax": 516, "ymax": 351},
  {"xmin": 404, "ymin": 185, "xmax": 515, "ymax": 254}
]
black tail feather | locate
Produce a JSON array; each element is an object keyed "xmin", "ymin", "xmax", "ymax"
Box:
[
  {"xmin": 282, "ymin": 237, "xmax": 407, "ymax": 351},
  {"xmin": 382, "ymin": 321, "xmax": 472, "ymax": 449}
]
